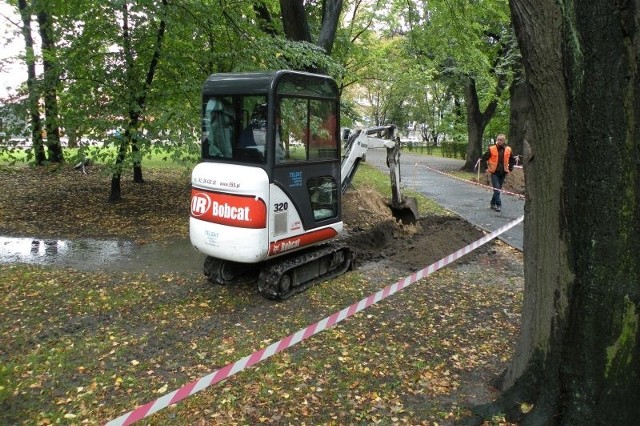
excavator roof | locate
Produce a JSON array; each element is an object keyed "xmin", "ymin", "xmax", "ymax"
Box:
[
  {"xmin": 202, "ymin": 70, "xmax": 338, "ymax": 97},
  {"xmin": 202, "ymin": 71, "xmax": 278, "ymax": 95}
]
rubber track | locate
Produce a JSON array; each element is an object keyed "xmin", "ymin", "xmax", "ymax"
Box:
[{"xmin": 257, "ymin": 244, "xmax": 354, "ymax": 300}]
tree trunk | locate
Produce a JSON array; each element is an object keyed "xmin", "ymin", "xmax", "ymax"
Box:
[
  {"xmin": 132, "ymin": 140, "xmax": 144, "ymax": 183},
  {"xmin": 109, "ymin": 176, "xmax": 123, "ymax": 202},
  {"xmin": 279, "ymin": 0, "xmax": 342, "ymax": 72},
  {"xmin": 37, "ymin": 7, "xmax": 64, "ymax": 163},
  {"xmin": 109, "ymin": 0, "xmax": 166, "ymax": 200},
  {"xmin": 109, "ymin": 1, "xmax": 133, "ymax": 202},
  {"xmin": 17, "ymin": 0, "xmax": 46, "ymax": 165},
  {"xmin": 462, "ymin": 77, "xmax": 499, "ymax": 171},
  {"xmin": 279, "ymin": 0, "xmax": 311, "ymax": 42},
  {"xmin": 507, "ymin": 63, "xmax": 528, "ymax": 159},
  {"xmin": 109, "ymin": 132, "xmax": 128, "ymax": 202},
  {"xmin": 317, "ymin": 0, "xmax": 343, "ymax": 55},
  {"xmin": 470, "ymin": 0, "xmax": 640, "ymax": 424}
]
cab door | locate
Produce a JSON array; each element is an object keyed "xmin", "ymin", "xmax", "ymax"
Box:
[{"xmin": 270, "ymin": 94, "xmax": 342, "ymax": 233}]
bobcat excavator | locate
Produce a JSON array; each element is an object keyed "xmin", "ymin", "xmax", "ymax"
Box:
[{"xmin": 190, "ymin": 70, "xmax": 418, "ymax": 299}]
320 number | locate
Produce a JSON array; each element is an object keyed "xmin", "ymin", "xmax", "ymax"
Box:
[{"xmin": 274, "ymin": 202, "xmax": 289, "ymax": 212}]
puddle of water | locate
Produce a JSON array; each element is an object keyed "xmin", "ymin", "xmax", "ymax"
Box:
[{"xmin": 0, "ymin": 237, "xmax": 205, "ymax": 274}]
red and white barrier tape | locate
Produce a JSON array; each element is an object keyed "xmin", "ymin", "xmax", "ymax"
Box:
[
  {"xmin": 413, "ymin": 162, "xmax": 525, "ymax": 199},
  {"xmin": 105, "ymin": 215, "xmax": 524, "ymax": 426}
]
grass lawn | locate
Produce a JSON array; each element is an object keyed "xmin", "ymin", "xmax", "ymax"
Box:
[{"xmin": 0, "ymin": 153, "xmax": 522, "ymax": 425}]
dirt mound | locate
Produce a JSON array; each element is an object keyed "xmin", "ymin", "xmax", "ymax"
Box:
[
  {"xmin": 504, "ymin": 168, "xmax": 525, "ymax": 194},
  {"xmin": 341, "ymin": 185, "xmax": 395, "ymax": 227},
  {"xmin": 475, "ymin": 167, "xmax": 525, "ymax": 195},
  {"xmin": 341, "ymin": 186, "xmax": 484, "ymax": 271}
]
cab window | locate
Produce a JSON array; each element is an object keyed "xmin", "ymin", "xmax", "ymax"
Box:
[
  {"xmin": 202, "ymin": 96, "xmax": 234, "ymax": 159},
  {"xmin": 307, "ymin": 176, "xmax": 338, "ymax": 220},
  {"xmin": 277, "ymin": 97, "xmax": 337, "ymax": 163},
  {"xmin": 201, "ymin": 95, "xmax": 268, "ymax": 164}
]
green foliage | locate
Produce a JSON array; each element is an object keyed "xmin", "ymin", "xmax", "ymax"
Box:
[
  {"xmin": 0, "ymin": 144, "xmax": 199, "ymax": 170},
  {"xmin": 441, "ymin": 142, "xmax": 467, "ymax": 159},
  {"xmin": 1, "ymin": 0, "xmax": 345, "ymax": 171},
  {"xmin": 356, "ymin": 0, "xmax": 515, "ymax": 144},
  {"xmin": 1, "ymin": 0, "xmax": 515, "ymax": 189},
  {"xmin": 0, "ymin": 145, "xmax": 29, "ymax": 165}
]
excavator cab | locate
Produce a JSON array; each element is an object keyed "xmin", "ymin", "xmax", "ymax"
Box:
[{"xmin": 191, "ymin": 70, "xmax": 349, "ymax": 297}]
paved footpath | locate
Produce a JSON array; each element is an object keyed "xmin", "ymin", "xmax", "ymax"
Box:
[{"xmin": 364, "ymin": 149, "xmax": 524, "ymax": 251}]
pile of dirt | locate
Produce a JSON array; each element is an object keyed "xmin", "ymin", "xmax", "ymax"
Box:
[
  {"xmin": 341, "ymin": 186, "xmax": 485, "ymax": 271},
  {"xmin": 504, "ymin": 168, "xmax": 525, "ymax": 194}
]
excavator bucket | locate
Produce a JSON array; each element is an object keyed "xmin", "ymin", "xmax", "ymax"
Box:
[
  {"xmin": 389, "ymin": 195, "xmax": 419, "ymax": 224},
  {"xmin": 386, "ymin": 137, "xmax": 419, "ymax": 224}
]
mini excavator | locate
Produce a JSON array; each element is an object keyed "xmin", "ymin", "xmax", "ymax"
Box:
[{"xmin": 190, "ymin": 70, "xmax": 418, "ymax": 299}]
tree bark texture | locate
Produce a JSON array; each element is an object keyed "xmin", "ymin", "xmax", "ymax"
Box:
[
  {"xmin": 474, "ymin": 0, "xmax": 640, "ymax": 424},
  {"xmin": 279, "ymin": 0, "xmax": 311, "ymax": 42}
]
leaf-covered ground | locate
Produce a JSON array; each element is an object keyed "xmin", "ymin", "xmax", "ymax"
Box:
[
  {"xmin": 0, "ymin": 163, "xmax": 523, "ymax": 425},
  {"xmin": 0, "ymin": 165, "xmax": 191, "ymax": 243}
]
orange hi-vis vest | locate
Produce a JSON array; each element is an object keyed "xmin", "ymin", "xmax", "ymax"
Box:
[{"xmin": 487, "ymin": 144, "xmax": 512, "ymax": 174}]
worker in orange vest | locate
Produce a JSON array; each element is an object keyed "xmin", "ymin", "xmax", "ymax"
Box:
[{"xmin": 481, "ymin": 133, "xmax": 515, "ymax": 212}]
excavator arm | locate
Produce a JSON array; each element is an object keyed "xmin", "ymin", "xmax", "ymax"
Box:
[
  {"xmin": 340, "ymin": 125, "xmax": 396, "ymax": 194},
  {"xmin": 340, "ymin": 126, "xmax": 419, "ymax": 224}
]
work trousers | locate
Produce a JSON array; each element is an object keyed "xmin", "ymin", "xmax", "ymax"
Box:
[{"xmin": 490, "ymin": 172, "xmax": 506, "ymax": 207}]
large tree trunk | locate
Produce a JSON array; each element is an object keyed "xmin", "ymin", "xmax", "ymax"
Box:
[
  {"xmin": 279, "ymin": 0, "xmax": 311, "ymax": 42},
  {"xmin": 17, "ymin": 0, "xmax": 46, "ymax": 165},
  {"xmin": 37, "ymin": 7, "xmax": 64, "ymax": 163},
  {"xmin": 317, "ymin": 0, "xmax": 343, "ymax": 55},
  {"xmin": 471, "ymin": 0, "xmax": 640, "ymax": 424}
]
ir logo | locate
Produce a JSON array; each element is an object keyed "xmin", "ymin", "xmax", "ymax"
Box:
[{"xmin": 191, "ymin": 193, "xmax": 211, "ymax": 217}]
